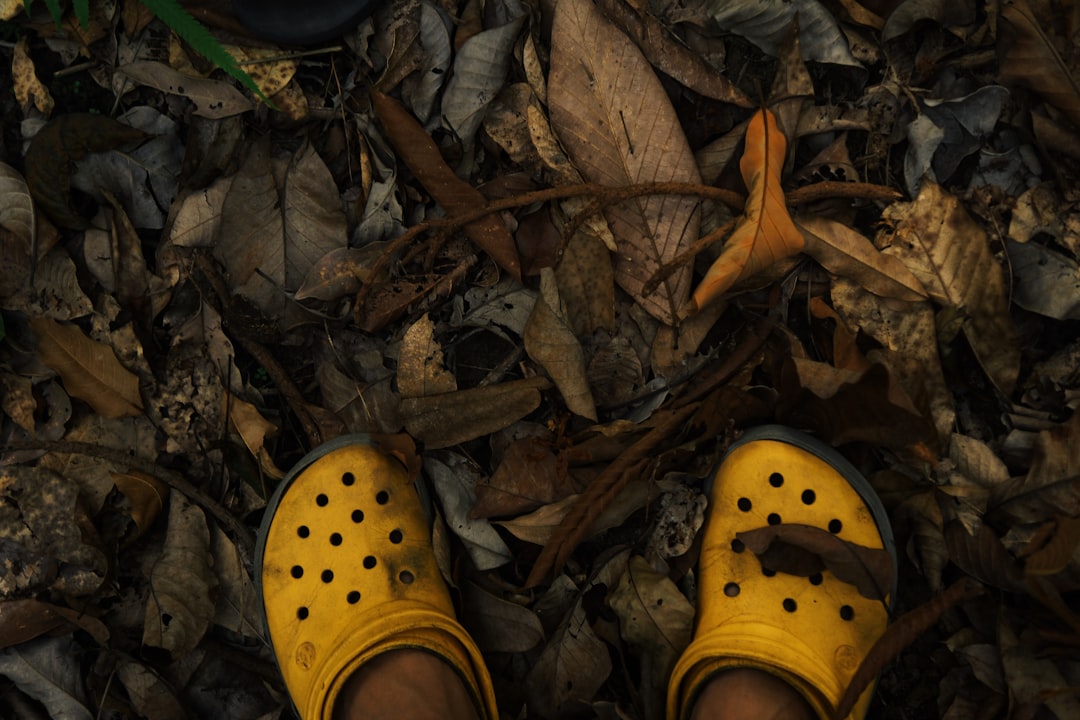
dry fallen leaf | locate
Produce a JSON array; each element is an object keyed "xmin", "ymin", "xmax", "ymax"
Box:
[
  {"xmin": 524, "ymin": 268, "xmax": 597, "ymax": 420},
  {"xmin": 398, "ymin": 313, "xmax": 458, "ymax": 399},
  {"xmin": 371, "ymin": 90, "xmax": 522, "ymax": 280},
  {"xmin": 12, "ymin": 37, "xmax": 53, "ymax": 115},
  {"xmin": 142, "ymin": 495, "xmax": 218, "ymax": 658},
  {"xmin": 998, "ymin": 0, "xmax": 1080, "ymax": 129},
  {"xmin": 798, "ymin": 215, "xmax": 926, "ymax": 302},
  {"xmin": 25, "ymin": 113, "xmax": 149, "ymax": 230},
  {"xmin": 686, "ymin": 108, "xmax": 804, "ymax": 315},
  {"xmin": 401, "ymin": 376, "xmax": 551, "ymax": 449},
  {"xmin": 29, "ymin": 316, "xmax": 143, "ymax": 419},
  {"xmin": 117, "ymin": 62, "xmax": 254, "ymax": 119},
  {"xmin": 880, "ymin": 181, "xmax": 1019, "ymax": 395},
  {"xmin": 471, "ymin": 437, "xmax": 578, "ymax": 519},
  {"xmin": 549, "ymin": 0, "xmax": 701, "ymax": 324}
]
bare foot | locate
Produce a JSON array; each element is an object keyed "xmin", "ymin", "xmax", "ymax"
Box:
[
  {"xmin": 333, "ymin": 649, "xmax": 481, "ymax": 720},
  {"xmin": 689, "ymin": 668, "xmax": 816, "ymax": 720}
]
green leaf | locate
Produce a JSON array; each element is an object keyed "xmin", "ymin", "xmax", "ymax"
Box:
[
  {"xmin": 73, "ymin": 0, "xmax": 89, "ymax": 29},
  {"xmin": 137, "ymin": 0, "xmax": 270, "ymax": 104}
]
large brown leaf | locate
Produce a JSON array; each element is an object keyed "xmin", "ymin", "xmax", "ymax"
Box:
[
  {"xmin": 548, "ymin": 0, "xmax": 700, "ymax": 325},
  {"xmin": 880, "ymin": 181, "xmax": 1019, "ymax": 395},
  {"xmin": 686, "ymin": 109, "xmax": 804, "ymax": 315}
]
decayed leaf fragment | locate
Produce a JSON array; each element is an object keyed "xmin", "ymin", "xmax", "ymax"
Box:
[
  {"xmin": 398, "ymin": 313, "xmax": 458, "ymax": 399},
  {"xmin": 548, "ymin": 0, "xmax": 700, "ymax": 324},
  {"xmin": 28, "ymin": 316, "xmax": 143, "ymax": 418},
  {"xmin": 686, "ymin": 109, "xmax": 804, "ymax": 315},
  {"xmin": 879, "ymin": 181, "xmax": 1019, "ymax": 395}
]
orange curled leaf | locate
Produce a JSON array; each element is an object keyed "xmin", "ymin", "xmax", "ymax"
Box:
[{"xmin": 684, "ymin": 108, "xmax": 804, "ymax": 315}]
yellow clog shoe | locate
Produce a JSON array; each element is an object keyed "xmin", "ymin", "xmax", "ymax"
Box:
[
  {"xmin": 256, "ymin": 436, "xmax": 498, "ymax": 719},
  {"xmin": 667, "ymin": 426, "xmax": 897, "ymax": 720}
]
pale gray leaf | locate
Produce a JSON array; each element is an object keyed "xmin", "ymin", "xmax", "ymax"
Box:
[
  {"xmin": 0, "ymin": 636, "xmax": 92, "ymax": 720},
  {"xmin": 426, "ymin": 454, "xmax": 512, "ymax": 571}
]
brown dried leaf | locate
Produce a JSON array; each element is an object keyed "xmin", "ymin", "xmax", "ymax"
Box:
[
  {"xmin": 737, "ymin": 524, "xmax": 894, "ymax": 601},
  {"xmin": 165, "ymin": 178, "xmax": 232, "ymax": 248},
  {"xmin": 524, "ymin": 269, "xmax": 597, "ymax": 420},
  {"xmin": 799, "ymin": 215, "xmax": 926, "ymax": 302},
  {"xmin": 461, "ymin": 580, "xmax": 545, "ymax": 653},
  {"xmin": 0, "ymin": 600, "xmax": 67, "ymax": 649},
  {"xmin": 897, "ymin": 490, "xmax": 949, "ymax": 591},
  {"xmin": 28, "ymin": 316, "xmax": 143, "ymax": 418},
  {"xmin": 398, "ymin": 313, "xmax": 458, "ymax": 399},
  {"xmin": 880, "ymin": 181, "xmax": 1019, "ymax": 395},
  {"xmin": 25, "ymin": 113, "xmax": 149, "ymax": 230},
  {"xmin": 608, "ymin": 554, "xmax": 694, "ymax": 717},
  {"xmin": 1023, "ymin": 515, "xmax": 1080, "ymax": 576},
  {"xmin": 371, "ymin": 90, "xmax": 521, "ymax": 279},
  {"xmin": 117, "ymin": 62, "xmax": 254, "ymax": 119},
  {"xmin": 472, "ymin": 437, "xmax": 578, "ymax": 519},
  {"xmin": 294, "ymin": 246, "xmax": 383, "ymax": 301},
  {"xmin": 990, "ymin": 414, "xmax": 1080, "ymax": 524},
  {"xmin": 142, "ymin": 495, "xmax": 218, "ymax": 657},
  {"xmin": 549, "ymin": 0, "xmax": 700, "ymax": 324},
  {"xmin": 116, "ymin": 661, "xmax": 186, "ymax": 720},
  {"xmin": 998, "ymin": 0, "xmax": 1080, "ymax": 129},
  {"xmin": 687, "ymin": 109, "xmax": 804, "ymax": 315},
  {"xmin": 221, "ymin": 45, "xmax": 297, "ymax": 97},
  {"xmin": 944, "ymin": 520, "xmax": 1025, "ymax": 592},
  {"xmin": 401, "ymin": 377, "xmax": 550, "ymax": 450}
]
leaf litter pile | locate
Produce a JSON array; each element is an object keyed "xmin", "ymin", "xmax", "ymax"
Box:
[{"xmin": 1, "ymin": 0, "xmax": 1080, "ymax": 717}]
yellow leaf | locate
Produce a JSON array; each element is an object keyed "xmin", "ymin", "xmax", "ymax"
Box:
[
  {"xmin": 29, "ymin": 317, "xmax": 143, "ymax": 418},
  {"xmin": 12, "ymin": 37, "xmax": 54, "ymax": 116},
  {"xmin": 685, "ymin": 109, "xmax": 804, "ymax": 315}
]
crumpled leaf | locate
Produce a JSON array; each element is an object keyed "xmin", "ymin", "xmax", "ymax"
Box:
[
  {"xmin": 398, "ymin": 313, "xmax": 458, "ymax": 399},
  {"xmin": 880, "ymin": 181, "xmax": 1019, "ymax": 395},
  {"xmin": 425, "ymin": 454, "xmax": 513, "ymax": 571},
  {"xmin": 111, "ymin": 471, "xmax": 168, "ymax": 545},
  {"xmin": 903, "ymin": 87, "xmax": 1010, "ymax": 196},
  {"xmin": 998, "ymin": 0, "xmax": 1080, "ymax": 129},
  {"xmin": 524, "ymin": 268, "xmax": 597, "ymax": 420},
  {"xmin": 549, "ymin": 0, "xmax": 700, "ymax": 324},
  {"xmin": 799, "ymin": 215, "xmax": 926, "ymax": 301},
  {"xmin": 117, "ymin": 62, "xmax": 254, "ymax": 119},
  {"xmin": 609, "ymin": 554, "xmax": 694, "ymax": 718},
  {"xmin": 216, "ymin": 138, "xmax": 345, "ymax": 323},
  {"xmin": 143, "ymin": 495, "xmax": 218, "ymax": 657},
  {"xmin": 1006, "ymin": 240, "xmax": 1080, "ymax": 321},
  {"xmin": 25, "ymin": 113, "xmax": 150, "ymax": 230},
  {"xmin": 0, "ymin": 636, "xmax": 92, "ymax": 720},
  {"xmin": 461, "ymin": 580, "xmax": 545, "ymax": 653},
  {"xmin": 990, "ymin": 413, "xmax": 1080, "ymax": 524},
  {"xmin": 401, "ymin": 376, "xmax": 550, "ymax": 449},
  {"xmin": 526, "ymin": 550, "xmax": 623, "ymax": 718},
  {"xmin": 999, "ymin": 617, "xmax": 1080, "ymax": 719},
  {"xmin": 737, "ymin": 523, "xmax": 894, "ymax": 600},
  {"xmin": 668, "ymin": 0, "xmax": 862, "ymax": 68},
  {"xmin": 225, "ymin": 393, "xmax": 283, "ymax": 480},
  {"xmin": 28, "ymin": 316, "xmax": 143, "ymax": 418},
  {"xmin": 686, "ymin": 109, "xmax": 804, "ymax": 315},
  {"xmin": 70, "ymin": 106, "xmax": 183, "ymax": 230},
  {"xmin": 472, "ymin": 437, "xmax": 579, "ymax": 519},
  {"xmin": 371, "ymin": 90, "xmax": 521, "ymax": 279},
  {"xmin": 441, "ymin": 10, "xmax": 526, "ymax": 160}
]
